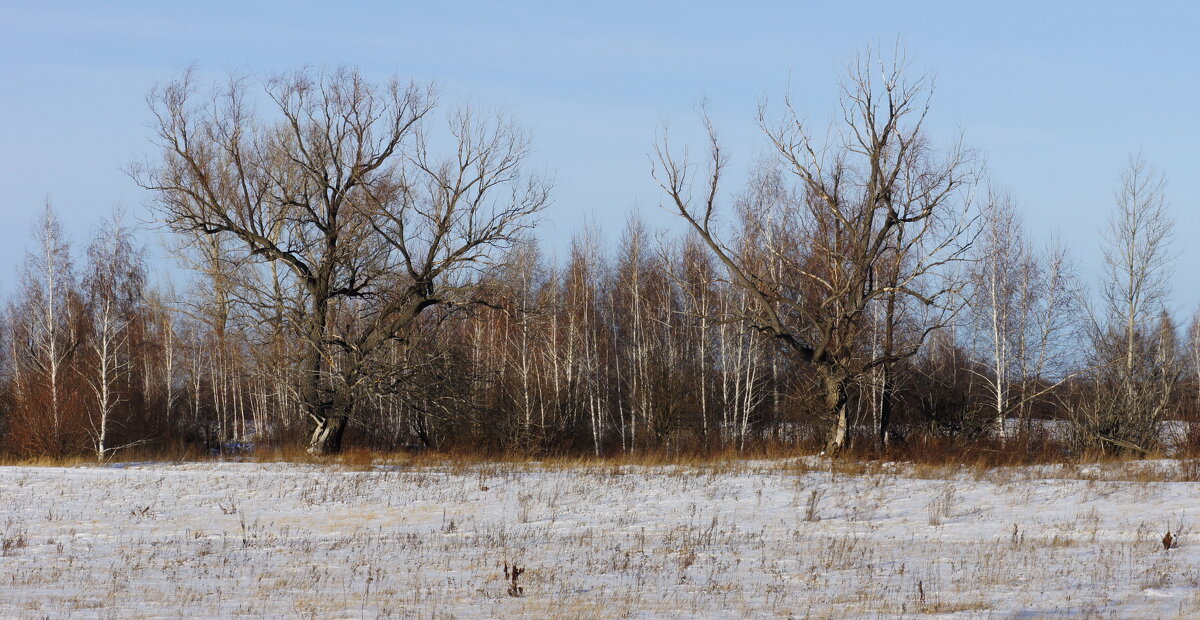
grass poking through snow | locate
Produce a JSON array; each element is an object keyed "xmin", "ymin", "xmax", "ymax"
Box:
[{"xmin": 1, "ymin": 458, "xmax": 1199, "ymax": 617}]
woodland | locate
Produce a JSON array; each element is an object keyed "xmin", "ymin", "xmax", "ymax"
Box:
[{"xmin": 1, "ymin": 55, "xmax": 1190, "ymax": 461}]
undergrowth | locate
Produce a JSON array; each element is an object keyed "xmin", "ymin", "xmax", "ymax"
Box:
[{"xmin": 4, "ymin": 433, "xmax": 1199, "ymax": 483}]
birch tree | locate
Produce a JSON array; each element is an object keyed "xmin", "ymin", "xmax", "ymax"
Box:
[
  {"xmin": 80, "ymin": 212, "xmax": 147, "ymax": 460},
  {"xmin": 1075, "ymin": 155, "xmax": 1178, "ymax": 454},
  {"xmin": 1188, "ymin": 311, "xmax": 1200, "ymax": 409},
  {"xmin": 10, "ymin": 203, "xmax": 83, "ymax": 455},
  {"xmin": 968, "ymin": 190, "xmax": 1080, "ymax": 440}
]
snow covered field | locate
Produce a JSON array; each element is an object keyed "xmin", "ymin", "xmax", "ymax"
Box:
[{"xmin": 2, "ymin": 459, "xmax": 1200, "ymax": 618}]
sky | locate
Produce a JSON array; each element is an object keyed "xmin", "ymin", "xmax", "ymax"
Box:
[{"xmin": 1, "ymin": 1, "xmax": 1198, "ymax": 313}]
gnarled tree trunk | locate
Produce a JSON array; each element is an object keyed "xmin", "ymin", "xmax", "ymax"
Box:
[
  {"xmin": 307, "ymin": 408, "xmax": 349, "ymax": 455},
  {"xmin": 820, "ymin": 365, "xmax": 850, "ymax": 453}
]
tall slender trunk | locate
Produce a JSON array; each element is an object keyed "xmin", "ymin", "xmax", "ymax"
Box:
[{"xmin": 878, "ymin": 364, "xmax": 892, "ymax": 449}]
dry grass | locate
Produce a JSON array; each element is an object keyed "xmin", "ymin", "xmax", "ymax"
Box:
[
  {"xmin": 8, "ymin": 436, "xmax": 1200, "ymax": 491},
  {"xmin": 0, "ymin": 457, "xmax": 1198, "ymax": 617}
]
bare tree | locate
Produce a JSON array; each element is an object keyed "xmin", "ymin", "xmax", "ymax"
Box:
[
  {"xmin": 1188, "ymin": 310, "xmax": 1200, "ymax": 409},
  {"xmin": 1103, "ymin": 155, "xmax": 1175, "ymax": 376},
  {"xmin": 1074, "ymin": 155, "xmax": 1178, "ymax": 454},
  {"xmin": 9, "ymin": 203, "xmax": 84, "ymax": 455},
  {"xmin": 563, "ymin": 229, "xmax": 607, "ymax": 455},
  {"xmin": 80, "ymin": 211, "xmax": 147, "ymax": 460},
  {"xmin": 654, "ymin": 51, "xmax": 977, "ymax": 451},
  {"xmin": 968, "ymin": 189, "xmax": 1080, "ymax": 440},
  {"xmin": 133, "ymin": 67, "xmax": 549, "ymax": 454}
]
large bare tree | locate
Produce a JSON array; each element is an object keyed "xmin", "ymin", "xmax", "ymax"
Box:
[
  {"xmin": 133, "ymin": 67, "xmax": 549, "ymax": 454},
  {"xmin": 654, "ymin": 52, "xmax": 977, "ymax": 451}
]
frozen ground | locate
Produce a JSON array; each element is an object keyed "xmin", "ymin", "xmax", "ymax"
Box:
[{"xmin": 2, "ymin": 459, "xmax": 1200, "ymax": 618}]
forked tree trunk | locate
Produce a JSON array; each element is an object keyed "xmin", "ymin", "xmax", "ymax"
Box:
[
  {"xmin": 821, "ymin": 365, "xmax": 850, "ymax": 453},
  {"xmin": 300, "ymin": 288, "xmax": 338, "ymax": 455},
  {"xmin": 307, "ymin": 412, "xmax": 349, "ymax": 455}
]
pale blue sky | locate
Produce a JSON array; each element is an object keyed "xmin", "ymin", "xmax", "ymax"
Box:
[{"xmin": 1, "ymin": 1, "xmax": 1197, "ymax": 312}]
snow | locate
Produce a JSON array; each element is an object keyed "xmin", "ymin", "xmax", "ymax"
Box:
[{"xmin": 2, "ymin": 459, "xmax": 1199, "ymax": 618}]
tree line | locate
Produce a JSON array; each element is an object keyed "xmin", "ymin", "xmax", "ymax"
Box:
[{"xmin": 0, "ymin": 55, "xmax": 1196, "ymax": 459}]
